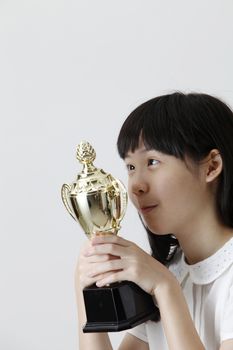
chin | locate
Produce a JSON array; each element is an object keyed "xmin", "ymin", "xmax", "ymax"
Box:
[
  {"xmin": 146, "ymin": 224, "xmax": 170, "ymax": 235},
  {"xmin": 139, "ymin": 215, "xmax": 173, "ymax": 235}
]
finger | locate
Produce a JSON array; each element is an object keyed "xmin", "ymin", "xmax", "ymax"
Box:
[
  {"xmin": 87, "ymin": 258, "xmax": 125, "ymax": 278},
  {"xmin": 86, "ymin": 243, "xmax": 126, "ymax": 258},
  {"xmin": 81, "ymin": 241, "xmax": 94, "ymax": 255},
  {"xmin": 83, "ymin": 254, "xmax": 118, "ymax": 263},
  {"xmin": 91, "ymin": 234, "xmax": 131, "ymax": 247},
  {"xmin": 95, "ymin": 271, "xmax": 118, "ymax": 285},
  {"xmin": 96, "ymin": 270, "xmax": 124, "ymax": 287},
  {"xmin": 76, "ymin": 273, "xmax": 100, "ymax": 290}
]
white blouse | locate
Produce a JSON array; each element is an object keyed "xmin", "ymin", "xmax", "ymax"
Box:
[{"xmin": 128, "ymin": 237, "xmax": 233, "ymax": 350}]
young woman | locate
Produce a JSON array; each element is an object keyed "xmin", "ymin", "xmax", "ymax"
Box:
[{"xmin": 76, "ymin": 92, "xmax": 233, "ymax": 350}]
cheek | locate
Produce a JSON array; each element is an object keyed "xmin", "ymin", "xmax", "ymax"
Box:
[{"xmin": 156, "ymin": 171, "xmax": 200, "ymax": 204}]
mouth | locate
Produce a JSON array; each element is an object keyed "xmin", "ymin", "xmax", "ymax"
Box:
[{"xmin": 140, "ymin": 205, "xmax": 157, "ymax": 214}]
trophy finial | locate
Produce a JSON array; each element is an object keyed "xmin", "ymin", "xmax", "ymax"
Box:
[
  {"xmin": 76, "ymin": 141, "xmax": 97, "ymax": 174},
  {"xmin": 76, "ymin": 140, "xmax": 96, "ymax": 164}
]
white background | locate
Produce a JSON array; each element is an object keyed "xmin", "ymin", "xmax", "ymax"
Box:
[{"xmin": 0, "ymin": 1, "xmax": 233, "ymax": 349}]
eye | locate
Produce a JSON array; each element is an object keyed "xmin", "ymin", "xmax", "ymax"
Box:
[
  {"xmin": 126, "ymin": 164, "xmax": 135, "ymax": 172},
  {"xmin": 148, "ymin": 159, "xmax": 159, "ymax": 166}
]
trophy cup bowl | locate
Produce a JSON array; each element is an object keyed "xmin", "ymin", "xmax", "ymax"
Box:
[{"xmin": 61, "ymin": 141, "xmax": 157, "ymax": 332}]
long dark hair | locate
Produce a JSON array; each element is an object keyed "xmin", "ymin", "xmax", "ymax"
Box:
[{"xmin": 117, "ymin": 92, "xmax": 233, "ymax": 320}]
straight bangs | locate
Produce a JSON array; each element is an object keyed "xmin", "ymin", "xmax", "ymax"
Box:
[
  {"xmin": 117, "ymin": 92, "xmax": 218, "ymax": 161},
  {"xmin": 117, "ymin": 94, "xmax": 187, "ymax": 160}
]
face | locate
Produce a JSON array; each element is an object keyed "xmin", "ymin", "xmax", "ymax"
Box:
[{"xmin": 124, "ymin": 142, "xmax": 209, "ymax": 236}]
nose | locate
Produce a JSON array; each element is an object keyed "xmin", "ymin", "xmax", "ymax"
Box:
[{"xmin": 131, "ymin": 178, "xmax": 149, "ymax": 196}]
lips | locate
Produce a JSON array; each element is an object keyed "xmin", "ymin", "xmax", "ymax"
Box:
[{"xmin": 140, "ymin": 205, "xmax": 157, "ymax": 214}]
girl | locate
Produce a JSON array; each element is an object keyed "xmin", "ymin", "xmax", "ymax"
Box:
[{"xmin": 76, "ymin": 92, "xmax": 233, "ymax": 350}]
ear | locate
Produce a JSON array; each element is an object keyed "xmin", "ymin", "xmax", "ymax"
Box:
[{"xmin": 205, "ymin": 149, "xmax": 223, "ymax": 183}]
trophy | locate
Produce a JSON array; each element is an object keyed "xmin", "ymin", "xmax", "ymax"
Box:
[{"xmin": 61, "ymin": 141, "xmax": 157, "ymax": 332}]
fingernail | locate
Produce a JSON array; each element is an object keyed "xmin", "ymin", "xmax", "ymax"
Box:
[{"xmin": 83, "ymin": 251, "xmax": 91, "ymax": 256}]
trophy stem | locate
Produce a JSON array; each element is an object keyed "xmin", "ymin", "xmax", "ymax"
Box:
[
  {"xmin": 90, "ymin": 230, "xmax": 119, "ymax": 238},
  {"xmin": 82, "ymin": 162, "xmax": 97, "ymax": 174}
]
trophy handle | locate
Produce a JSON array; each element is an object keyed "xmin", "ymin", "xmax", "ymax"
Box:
[
  {"xmin": 115, "ymin": 179, "xmax": 128, "ymax": 221},
  {"xmin": 61, "ymin": 184, "xmax": 77, "ymax": 221}
]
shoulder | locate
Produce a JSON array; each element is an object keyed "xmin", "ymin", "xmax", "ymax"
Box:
[{"xmin": 218, "ymin": 259, "xmax": 233, "ymax": 343}]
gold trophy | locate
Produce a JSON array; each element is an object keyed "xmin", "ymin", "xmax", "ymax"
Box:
[{"xmin": 61, "ymin": 141, "xmax": 157, "ymax": 332}]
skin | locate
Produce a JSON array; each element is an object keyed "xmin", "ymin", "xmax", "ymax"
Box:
[{"xmin": 75, "ymin": 141, "xmax": 233, "ymax": 350}]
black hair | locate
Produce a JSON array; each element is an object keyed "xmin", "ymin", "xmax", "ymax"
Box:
[{"xmin": 117, "ymin": 92, "xmax": 233, "ymax": 321}]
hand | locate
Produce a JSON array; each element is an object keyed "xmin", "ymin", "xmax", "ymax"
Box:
[
  {"xmin": 83, "ymin": 235, "xmax": 177, "ymax": 296},
  {"xmin": 75, "ymin": 239, "xmax": 120, "ymax": 291}
]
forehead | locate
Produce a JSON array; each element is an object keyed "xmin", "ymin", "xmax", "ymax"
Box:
[{"xmin": 125, "ymin": 145, "xmax": 165, "ymax": 160}]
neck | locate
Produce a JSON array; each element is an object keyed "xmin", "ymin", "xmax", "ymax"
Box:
[{"xmin": 176, "ymin": 210, "xmax": 233, "ymax": 265}]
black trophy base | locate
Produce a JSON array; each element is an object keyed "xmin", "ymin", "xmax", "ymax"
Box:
[{"xmin": 83, "ymin": 281, "xmax": 157, "ymax": 333}]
